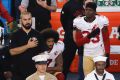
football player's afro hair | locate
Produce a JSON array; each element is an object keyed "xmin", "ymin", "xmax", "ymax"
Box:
[{"xmin": 40, "ymin": 28, "xmax": 59, "ymax": 43}]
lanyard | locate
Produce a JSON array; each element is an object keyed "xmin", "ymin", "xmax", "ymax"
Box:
[{"xmin": 94, "ymin": 73, "xmax": 106, "ymax": 80}]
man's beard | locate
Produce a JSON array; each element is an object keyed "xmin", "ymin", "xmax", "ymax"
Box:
[
  {"xmin": 48, "ymin": 45, "xmax": 53, "ymax": 49},
  {"xmin": 22, "ymin": 23, "xmax": 32, "ymax": 30}
]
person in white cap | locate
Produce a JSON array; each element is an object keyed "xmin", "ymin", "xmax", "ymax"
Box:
[
  {"xmin": 41, "ymin": 28, "xmax": 65, "ymax": 80},
  {"xmin": 84, "ymin": 56, "xmax": 115, "ymax": 80},
  {"xmin": 26, "ymin": 54, "xmax": 57, "ymax": 80}
]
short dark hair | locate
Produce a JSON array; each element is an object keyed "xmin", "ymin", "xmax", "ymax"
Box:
[
  {"xmin": 40, "ymin": 28, "xmax": 59, "ymax": 43},
  {"xmin": 86, "ymin": 2, "xmax": 97, "ymax": 11}
]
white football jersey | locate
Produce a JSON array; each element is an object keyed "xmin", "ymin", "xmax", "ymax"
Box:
[
  {"xmin": 73, "ymin": 15, "xmax": 109, "ymax": 57},
  {"xmin": 45, "ymin": 41, "xmax": 64, "ymax": 67}
]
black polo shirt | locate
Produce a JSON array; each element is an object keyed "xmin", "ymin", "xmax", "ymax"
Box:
[{"xmin": 10, "ymin": 28, "xmax": 48, "ymax": 79}]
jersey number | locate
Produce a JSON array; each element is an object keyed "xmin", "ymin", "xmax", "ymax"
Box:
[
  {"xmin": 82, "ymin": 31, "xmax": 100, "ymax": 43},
  {"xmin": 47, "ymin": 59, "xmax": 52, "ymax": 66}
]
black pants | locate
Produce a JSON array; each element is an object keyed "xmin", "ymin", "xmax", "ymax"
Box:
[
  {"xmin": 62, "ymin": 33, "xmax": 84, "ymax": 80},
  {"xmin": 62, "ymin": 33, "xmax": 78, "ymax": 79},
  {"xmin": 12, "ymin": 73, "xmax": 25, "ymax": 80}
]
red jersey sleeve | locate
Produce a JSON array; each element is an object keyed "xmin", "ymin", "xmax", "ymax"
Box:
[
  {"xmin": 75, "ymin": 30, "xmax": 90, "ymax": 47},
  {"xmin": 102, "ymin": 26, "xmax": 110, "ymax": 54}
]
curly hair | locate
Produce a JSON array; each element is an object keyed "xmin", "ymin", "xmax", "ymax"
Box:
[{"xmin": 40, "ymin": 28, "xmax": 59, "ymax": 43}]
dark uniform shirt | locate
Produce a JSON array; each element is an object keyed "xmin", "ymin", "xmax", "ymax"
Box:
[
  {"xmin": 61, "ymin": 0, "xmax": 84, "ymax": 35},
  {"xmin": 60, "ymin": 1, "xmax": 84, "ymax": 79},
  {"xmin": 28, "ymin": 0, "xmax": 51, "ymax": 22},
  {"xmin": 10, "ymin": 28, "xmax": 48, "ymax": 79},
  {"xmin": 27, "ymin": 0, "xmax": 52, "ymax": 32}
]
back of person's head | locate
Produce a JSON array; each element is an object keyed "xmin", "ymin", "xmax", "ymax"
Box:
[
  {"xmin": 86, "ymin": 2, "xmax": 97, "ymax": 11},
  {"xmin": 20, "ymin": 11, "xmax": 32, "ymax": 19},
  {"xmin": 40, "ymin": 28, "xmax": 59, "ymax": 43}
]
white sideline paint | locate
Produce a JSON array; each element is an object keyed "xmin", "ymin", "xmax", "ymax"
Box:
[{"xmin": 110, "ymin": 45, "xmax": 120, "ymax": 54}]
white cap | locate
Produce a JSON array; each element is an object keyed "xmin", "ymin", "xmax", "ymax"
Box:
[
  {"xmin": 93, "ymin": 56, "xmax": 107, "ymax": 63},
  {"xmin": 32, "ymin": 54, "xmax": 49, "ymax": 64}
]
